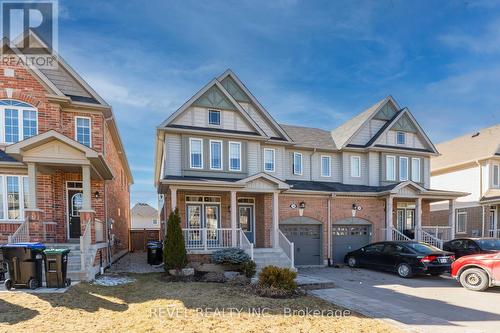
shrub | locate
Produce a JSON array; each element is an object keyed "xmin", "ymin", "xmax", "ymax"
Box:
[
  {"xmin": 241, "ymin": 260, "xmax": 257, "ymax": 278},
  {"xmin": 258, "ymin": 266, "xmax": 297, "ymax": 291},
  {"xmin": 211, "ymin": 248, "xmax": 250, "ymax": 265},
  {"xmin": 163, "ymin": 208, "xmax": 188, "ymax": 271}
]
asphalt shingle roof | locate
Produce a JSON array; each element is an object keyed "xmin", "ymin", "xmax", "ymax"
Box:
[{"xmin": 279, "ymin": 124, "xmax": 337, "ymax": 150}]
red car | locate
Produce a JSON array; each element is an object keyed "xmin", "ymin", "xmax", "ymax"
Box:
[{"xmin": 451, "ymin": 252, "xmax": 500, "ymax": 291}]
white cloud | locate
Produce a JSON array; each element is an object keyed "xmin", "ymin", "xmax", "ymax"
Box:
[{"xmin": 439, "ymin": 19, "xmax": 500, "ymax": 54}]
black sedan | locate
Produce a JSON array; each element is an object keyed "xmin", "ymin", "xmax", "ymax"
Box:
[
  {"xmin": 443, "ymin": 238, "xmax": 500, "ymax": 258},
  {"xmin": 344, "ymin": 241, "xmax": 455, "ymax": 278}
]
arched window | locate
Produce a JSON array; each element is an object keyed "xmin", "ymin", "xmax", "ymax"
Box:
[
  {"xmin": 0, "ymin": 99, "xmax": 38, "ymax": 143},
  {"xmin": 71, "ymin": 193, "xmax": 83, "ymax": 216}
]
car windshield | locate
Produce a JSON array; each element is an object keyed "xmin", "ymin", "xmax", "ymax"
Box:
[
  {"xmin": 405, "ymin": 243, "xmax": 441, "ymax": 254},
  {"xmin": 476, "ymin": 239, "xmax": 500, "ymax": 251}
]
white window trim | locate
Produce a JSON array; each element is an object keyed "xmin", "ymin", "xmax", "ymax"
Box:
[
  {"xmin": 208, "ymin": 109, "xmax": 221, "ymax": 126},
  {"xmin": 399, "ymin": 156, "xmax": 409, "ymax": 181},
  {"xmin": 493, "ymin": 164, "xmax": 500, "ymax": 187},
  {"xmin": 209, "ymin": 139, "xmax": 223, "ymax": 170},
  {"xmin": 0, "ymin": 175, "xmax": 28, "ymax": 222},
  {"xmin": 396, "ymin": 131, "xmax": 406, "ymax": 145},
  {"xmin": 189, "ymin": 138, "xmax": 204, "ymax": 169},
  {"xmin": 411, "ymin": 158, "xmax": 421, "ymax": 182},
  {"xmin": 386, "ymin": 155, "xmax": 396, "ymax": 181},
  {"xmin": 74, "ymin": 116, "xmax": 92, "ymax": 148},
  {"xmin": 351, "ymin": 155, "xmax": 361, "ymax": 178},
  {"xmin": 456, "ymin": 211, "xmax": 467, "ymax": 234},
  {"xmin": 293, "ymin": 152, "xmax": 303, "ymax": 175},
  {"xmin": 229, "ymin": 141, "xmax": 242, "ymax": 172},
  {"xmin": 321, "ymin": 155, "xmax": 331, "ymax": 177},
  {"xmin": 263, "ymin": 148, "xmax": 275, "ymax": 172},
  {"xmin": 0, "ymin": 102, "xmax": 38, "ymax": 144}
]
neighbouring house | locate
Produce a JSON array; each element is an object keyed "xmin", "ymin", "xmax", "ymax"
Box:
[
  {"xmin": 153, "ymin": 69, "xmax": 465, "ymax": 268},
  {"xmin": 130, "ymin": 203, "xmax": 160, "ymax": 251},
  {"xmin": 430, "ymin": 125, "xmax": 500, "ymax": 238},
  {"xmin": 0, "ymin": 32, "xmax": 133, "ymax": 280}
]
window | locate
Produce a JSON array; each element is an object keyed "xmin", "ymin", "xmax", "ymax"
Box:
[
  {"xmin": 75, "ymin": 117, "xmax": 91, "ymax": 147},
  {"xmin": 386, "ymin": 155, "xmax": 396, "ymax": 181},
  {"xmin": 493, "ymin": 164, "xmax": 500, "ymax": 187},
  {"xmin": 152, "ymin": 219, "xmax": 158, "ymax": 226},
  {"xmin": 229, "ymin": 141, "xmax": 241, "ymax": 171},
  {"xmin": 209, "ymin": 140, "xmax": 222, "ymax": 170},
  {"xmin": 399, "ymin": 157, "xmax": 409, "ymax": 181},
  {"xmin": 264, "ymin": 148, "xmax": 275, "ymax": 172},
  {"xmin": 321, "ymin": 155, "xmax": 331, "ymax": 177},
  {"xmin": 293, "ymin": 152, "xmax": 302, "ymax": 175},
  {"xmin": 397, "ymin": 131, "xmax": 406, "ymax": 145},
  {"xmin": 189, "ymin": 138, "xmax": 203, "ymax": 169},
  {"xmin": 208, "ymin": 110, "xmax": 220, "ymax": 126},
  {"xmin": 0, "ymin": 100, "xmax": 37, "ymax": 143},
  {"xmin": 351, "ymin": 156, "xmax": 361, "ymax": 178},
  {"xmin": 456, "ymin": 210, "xmax": 467, "ymax": 234},
  {"xmin": 0, "ymin": 175, "xmax": 28, "ymax": 221},
  {"xmin": 411, "ymin": 158, "xmax": 421, "ymax": 182}
]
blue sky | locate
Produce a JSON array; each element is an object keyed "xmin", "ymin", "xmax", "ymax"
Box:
[{"xmin": 56, "ymin": 0, "xmax": 500, "ymax": 207}]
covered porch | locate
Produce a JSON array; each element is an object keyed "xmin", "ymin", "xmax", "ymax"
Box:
[{"xmin": 480, "ymin": 192, "xmax": 500, "ymax": 238}]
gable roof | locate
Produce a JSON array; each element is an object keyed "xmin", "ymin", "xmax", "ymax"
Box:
[
  {"xmin": 330, "ymin": 96, "xmax": 399, "ymax": 148},
  {"xmin": 131, "ymin": 203, "xmax": 158, "ymax": 217},
  {"xmin": 280, "ymin": 124, "xmax": 337, "ymax": 150},
  {"xmin": 432, "ymin": 124, "xmax": 500, "ymax": 172}
]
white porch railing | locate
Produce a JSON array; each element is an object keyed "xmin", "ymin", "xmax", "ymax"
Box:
[
  {"xmin": 7, "ymin": 220, "xmax": 29, "ymax": 244},
  {"xmin": 80, "ymin": 222, "xmax": 91, "ymax": 271},
  {"xmin": 488, "ymin": 229, "xmax": 500, "ymax": 238},
  {"xmin": 421, "ymin": 226, "xmax": 453, "ymax": 242},
  {"xmin": 95, "ymin": 219, "xmax": 104, "ymax": 243},
  {"xmin": 380, "ymin": 227, "xmax": 412, "ymax": 241},
  {"xmin": 278, "ymin": 229, "xmax": 294, "ymax": 269},
  {"xmin": 239, "ymin": 229, "xmax": 254, "ymax": 260},
  {"xmin": 417, "ymin": 228, "xmax": 444, "ymax": 249},
  {"xmin": 182, "ymin": 228, "xmax": 234, "ymax": 250}
]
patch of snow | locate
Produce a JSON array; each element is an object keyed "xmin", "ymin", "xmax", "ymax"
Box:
[{"xmin": 93, "ymin": 275, "xmax": 136, "ymax": 286}]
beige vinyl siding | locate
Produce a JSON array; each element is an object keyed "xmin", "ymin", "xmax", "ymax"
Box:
[
  {"xmin": 172, "ymin": 106, "xmax": 254, "ymax": 132},
  {"xmin": 239, "ymin": 102, "xmax": 279, "ymax": 137},
  {"xmin": 368, "ymin": 151, "xmax": 380, "ymax": 186},
  {"xmin": 261, "ymin": 145, "xmax": 285, "ymax": 179},
  {"xmin": 378, "ymin": 130, "xmax": 426, "ymax": 149},
  {"xmin": 247, "ymin": 141, "xmax": 261, "ymax": 176},
  {"xmin": 342, "ymin": 152, "xmax": 368, "ymax": 185},
  {"xmin": 165, "ymin": 133, "xmax": 182, "ymax": 176},
  {"xmin": 423, "ymin": 157, "xmax": 430, "ymax": 188},
  {"xmin": 350, "ymin": 119, "xmax": 387, "ymax": 145},
  {"xmin": 286, "ymin": 149, "xmax": 311, "ymax": 180},
  {"xmin": 311, "ymin": 152, "xmax": 342, "ymax": 182}
]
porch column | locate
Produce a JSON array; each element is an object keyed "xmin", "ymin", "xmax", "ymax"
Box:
[
  {"xmin": 272, "ymin": 191, "xmax": 279, "ymax": 248},
  {"xmin": 415, "ymin": 197, "xmax": 422, "ymax": 241},
  {"xmin": 449, "ymin": 199, "xmax": 456, "ymax": 237},
  {"xmin": 81, "ymin": 165, "xmax": 92, "ymax": 211},
  {"xmin": 231, "ymin": 191, "xmax": 237, "ymax": 246},
  {"xmin": 170, "ymin": 187, "xmax": 177, "ymax": 212},
  {"xmin": 386, "ymin": 195, "xmax": 394, "ymax": 240},
  {"xmin": 27, "ymin": 162, "xmax": 38, "ymax": 210}
]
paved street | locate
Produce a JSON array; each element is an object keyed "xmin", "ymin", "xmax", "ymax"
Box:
[{"xmin": 301, "ymin": 267, "xmax": 500, "ymax": 333}]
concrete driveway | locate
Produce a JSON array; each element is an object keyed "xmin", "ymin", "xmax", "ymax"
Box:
[{"xmin": 301, "ymin": 267, "xmax": 500, "ymax": 333}]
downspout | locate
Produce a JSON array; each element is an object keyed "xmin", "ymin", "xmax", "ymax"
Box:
[
  {"xmin": 327, "ymin": 193, "xmax": 335, "ymax": 267},
  {"xmin": 476, "ymin": 160, "xmax": 485, "ymax": 237}
]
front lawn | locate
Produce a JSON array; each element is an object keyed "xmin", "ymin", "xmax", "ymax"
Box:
[{"xmin": 0, "ymin": 273, "xmax": 399, "ymax": 332}]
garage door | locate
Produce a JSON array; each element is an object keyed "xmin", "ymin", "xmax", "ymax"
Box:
[
  {"xmin": 280, "ymin": 224, "xmax": 321, "ymax": 266},
  {"xmin": 332, "ymin": 224, "xmax": 371, "ymax": 264}
]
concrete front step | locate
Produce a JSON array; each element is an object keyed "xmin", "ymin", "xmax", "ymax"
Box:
[{"xmin": 253, "ymin": 247, "xmax": 293, "ymax": 270}]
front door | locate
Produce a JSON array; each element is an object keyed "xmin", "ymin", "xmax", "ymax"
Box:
[
  {"xmin": 238, "ymin": 205, "xmax": 254, "ymax": 243},
  {"xmin": 68, "ymin": 189, "xmax": 83, "ymax": 238}
]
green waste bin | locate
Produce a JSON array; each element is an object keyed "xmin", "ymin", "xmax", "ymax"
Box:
[
  {"xmin": 43, "ymin": 249, "xmax": 72, "ymax": 288},
  {"xmin": 1, "ymin": 242, "xmax": 46, "ymax": 290}
]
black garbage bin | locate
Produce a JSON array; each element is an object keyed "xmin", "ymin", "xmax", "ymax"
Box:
[
  {"xmin": 1, "ymin": 242, "xmax": 46, "ymax": 290},
  {"xmin": 43, "ymin": 249, "xmax": 72, "ymax": 288},
  {"xmin": 146, "ymin": 241, "xmax": 163, "ymax": 265},
  {"xmin": 0, "ymin": 250, "xmax": 6, "ymax": 282}
]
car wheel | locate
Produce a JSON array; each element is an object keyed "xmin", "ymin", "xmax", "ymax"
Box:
[
  {"xmin": 4, "ymin": 279, "xmax": 13, "ymax": 291},
  {"xmin": 27, "ymin": 278, "xmax": 38, "ymax": 290},
  {"xmin": 459, "ymin": 268, "xmax": 489, "ymax": 292},
  {"xmin": 347, "ymin": 256, "xmax": 358, "ymax": 268},
  {"xmin": 397, "ymin": 263, "xmax": 413, "ymax": 278}
]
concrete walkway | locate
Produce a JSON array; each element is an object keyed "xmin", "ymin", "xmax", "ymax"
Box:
[
  {"xmin": 108, "ymin": 252, "xmax": 164, "ymax": 273},
  {"xmin": 301, "ymin": 267, "xmax": 500, "ymax": 333}
]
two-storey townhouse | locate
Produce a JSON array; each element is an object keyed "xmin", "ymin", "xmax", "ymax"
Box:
[
  {"xmin": 430, "ymin": 125, "xmax": 500, "ymax": 239},
  {"xmin": 154, "ymin": 69, "xmax": 465, "ymax": 268},
  {"xmin": 0, "ymin": 31, "xmax": 133, "ymax": 280}
]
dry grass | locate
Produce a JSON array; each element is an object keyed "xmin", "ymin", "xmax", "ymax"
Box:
[{"xmin": 0, "ymin": 273, "xmax": 400, "ymax": 333}]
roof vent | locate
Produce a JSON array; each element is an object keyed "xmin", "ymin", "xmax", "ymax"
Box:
[{"xmin": 471, "ymin": 132, "xmax": 480, "ymax": 138}]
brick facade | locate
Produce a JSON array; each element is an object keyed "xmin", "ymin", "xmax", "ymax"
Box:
[{"xmin": 430, "ymin": 205, "xmax": 494, "ymax": 237}]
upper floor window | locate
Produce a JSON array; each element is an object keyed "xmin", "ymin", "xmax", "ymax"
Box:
[
  {"xmin": 75, "ymin": 116, "xmax": 91, "ymax": 147},
  {"xmin": 321, "ymin": 155, "xmax": 331, "ymax": 177},
  {"xmin": 399, "ymin": 157, "xmax": 409, "ymax": 181},
  {"xmin": 264, "ymin": 148, "xmax": 275, "ymax": 172},
  {"xmin": 386, "ymin": 155, "xmax": 396, "ymax": 181},
  {"xmin": 293, "ymin": 152, "xmax": 303, "ymax": 175},
  {"xmin": 411, "ymin": 158, "xmax": 421, "ymax": 182},
  {"xmin": 189, "ymin": 138, "xmax": 203, "ymax": 169},
  {"xmin": 209, "ymin": 140, "xmax": 222, "ymax": 170},
  {"xmin": 350, "ymin": 155, "xmax": 361, "ymax": 178},
  {"xmin": 0, "ymin": 100, "xmax": 38, "ymax": 143},
  {"xmin": 229, "ymin": 141, "xmax": 241, "ymax": 171},
  {"xmin": 456, "ymin": 210, "xmax": 467, "ymax": 234},
  {"xmin": 208, "ymin": 110, "xmax": 221, "ymax": 125},
  {"xmin": 396, "ymin": 131, "xmax": 406, "ymax": 145},
  {"xmin": 493, "ymin": 164, "xmax": 500, "ymax": 187}
]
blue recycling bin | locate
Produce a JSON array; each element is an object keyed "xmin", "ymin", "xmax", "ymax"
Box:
[{"xmin": 1, "ymin": 242, "xmax": 46, "ymax": 290}]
